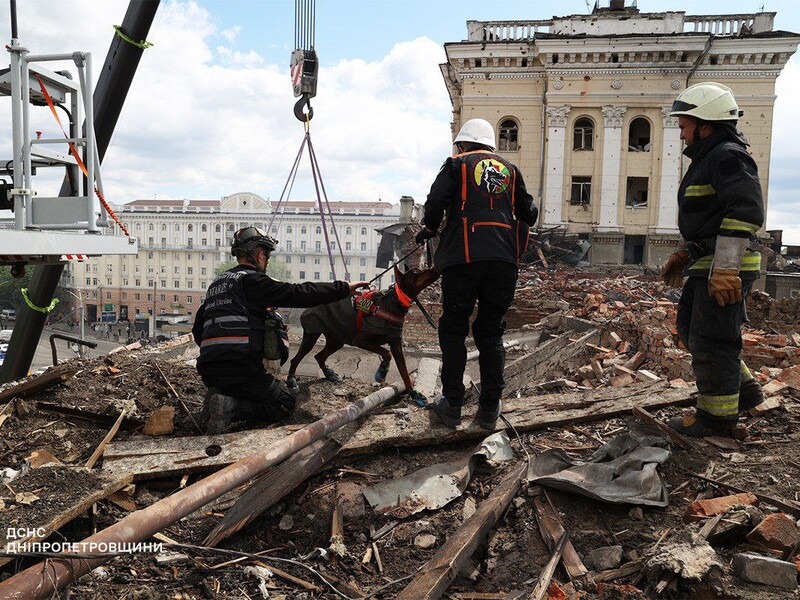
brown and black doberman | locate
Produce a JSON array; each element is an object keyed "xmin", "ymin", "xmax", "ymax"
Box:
[{"xmin": 286, "ymin": 265, "xmax": 439, "ymax": 402}]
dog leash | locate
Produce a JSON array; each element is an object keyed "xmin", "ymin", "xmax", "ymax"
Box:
[{"xmin": 368, "ymin": 242, "xmax": 424, "ymax": 285}]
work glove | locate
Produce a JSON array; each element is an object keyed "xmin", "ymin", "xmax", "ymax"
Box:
[
  {"xmin": 708, "ymin": 269, "xmax": 742, "ymax": 306},
  {"xmin": 708, "ymin": 235, "xmax": 749, "ymax": 306},
  {"xmin": 414, "ymin": 227, "xmax": 435, "ymax": 245},
  {"xmin": 661, "ymin": 250, "xmax": 690, "ymax": 288}
]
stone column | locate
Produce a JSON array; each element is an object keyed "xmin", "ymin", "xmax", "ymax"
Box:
[
  {"xmin": 653, "ymin": 107, "xmax": 682, "ymax": 234},
  {"xmin": 542, "ymin": 104, "xmax": 571, "ymax": 226},
  {"xmin": 596, "ymin": 105, "xmax": 627, "ymax": 232}
]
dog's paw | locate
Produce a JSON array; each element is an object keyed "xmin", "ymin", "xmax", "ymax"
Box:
[
  {"xmin": 408, "ymin": 390, "xmax": 427, "ymax": 407},
  {"xmin": 374, "ymin": 359, "xmax": 391, "ymax": 383},
  {"xmin": 322, "ymin": 367, "xmax": 342, "ymax": 383}
]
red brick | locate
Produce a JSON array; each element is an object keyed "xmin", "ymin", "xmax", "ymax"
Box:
[
  {"xmin": 683, "ymin": 493, "xmax": 759, "ymax": 524},
  {"xmin": 778, "ymin": 365, "xmax": 800, "ymax": 390},
  {"xmin": 746, "ymin": 513, "xmax": 800, "ymax": 552},
  {"xmin": 765, "ymin": 334, "xmax": 789, "ymax": 347}
]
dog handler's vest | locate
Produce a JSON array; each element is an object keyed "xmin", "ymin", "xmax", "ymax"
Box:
[
  {"xmin": 197, "ymin": 268, "xmax": 265, "ymax": 368},
  {"xmin": 434, "ymin": 150, "xmax": 530, "ymax": 272}
]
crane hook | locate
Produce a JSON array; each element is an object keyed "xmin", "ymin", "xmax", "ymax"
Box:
[{"xmin": 294, "ymin": 94, "xmax": 314, "ymax": 122}]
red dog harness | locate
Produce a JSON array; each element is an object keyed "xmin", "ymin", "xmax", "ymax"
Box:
[{"xmin": 354, "ymin": 284, "xmax": 413, "ymax": 333}]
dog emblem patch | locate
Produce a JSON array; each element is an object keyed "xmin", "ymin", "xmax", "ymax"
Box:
[{"xmin": 473, "ymin": 159, "xmax": 510, "ymax": 196}]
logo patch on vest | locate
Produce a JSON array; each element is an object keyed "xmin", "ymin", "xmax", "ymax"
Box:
[{"xmin": 473, "ymin": 159, "xmax": 510, "ymax": 196}]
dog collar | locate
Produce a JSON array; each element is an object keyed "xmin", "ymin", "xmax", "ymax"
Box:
[{"xmin": 394, "ymin": 284, "xmax": 413, "ymax": 308}]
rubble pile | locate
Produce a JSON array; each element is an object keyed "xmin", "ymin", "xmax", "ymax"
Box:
[{"xmin": 0, "ymin": 272, "xmax": 798, "ymax": 599}]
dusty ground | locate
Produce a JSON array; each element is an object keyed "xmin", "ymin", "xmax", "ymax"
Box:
[{"xmin": 0, "ymin": 269, "xmax": 798, "ymax": 599}]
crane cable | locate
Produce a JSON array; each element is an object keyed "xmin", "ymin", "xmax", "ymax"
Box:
[{"xmin": 268, "ymin": 1, "xmax": 350, "ymax": 280}]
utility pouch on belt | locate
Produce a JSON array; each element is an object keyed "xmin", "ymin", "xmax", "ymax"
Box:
[{"xmin": 263, "ymin": 309, "xmax": 289, "ymax": 365}]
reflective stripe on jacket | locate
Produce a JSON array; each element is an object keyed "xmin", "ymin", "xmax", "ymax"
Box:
[{"xmin": 678, "ymin": 130, "xmax": 764, "ymax": 278}]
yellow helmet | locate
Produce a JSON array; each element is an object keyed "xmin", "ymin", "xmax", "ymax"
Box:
[{"xmin": 670, "ymin": 82, "xmax": 743, "ymax": 122}]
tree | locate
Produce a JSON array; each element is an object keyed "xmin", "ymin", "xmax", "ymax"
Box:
[{"xmin": 214, "ymin": 260, "xmax": 237, "ymax": 276}]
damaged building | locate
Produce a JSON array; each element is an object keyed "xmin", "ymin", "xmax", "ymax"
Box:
[{"xmin": 439, "ymin": 1, "xmax": 800, "ymax": 267}]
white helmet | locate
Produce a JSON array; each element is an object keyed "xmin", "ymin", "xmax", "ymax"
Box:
[
  {"xmin": 670, "ymin": 82, "xmax": 742, "ymax": 122},
  {"xmin": 454, "ymin": 118, "xmax": 496, "ymax": 150}
]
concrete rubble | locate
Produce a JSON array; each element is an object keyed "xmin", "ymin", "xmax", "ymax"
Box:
[{"xmin": 0, "ymin": 266, "xmax": 798, "ymax": 598}]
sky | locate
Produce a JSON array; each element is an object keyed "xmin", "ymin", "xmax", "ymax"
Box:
[{"xmin": 1, "ymin": 0, "xmax": 799, "ymax": 242}]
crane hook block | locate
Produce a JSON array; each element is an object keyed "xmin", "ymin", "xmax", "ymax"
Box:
[{"xmin": 290, "ymin": 48, "xmax": 318, "ymax": 99}]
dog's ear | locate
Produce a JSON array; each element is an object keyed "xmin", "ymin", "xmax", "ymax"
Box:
[
  {"xmin": 403, "ymin": 264, "xmax": 410, "ymax": 274},
  {"xmin": 393, "ymin": 263, "xmax": 402, "ymax": 281}
]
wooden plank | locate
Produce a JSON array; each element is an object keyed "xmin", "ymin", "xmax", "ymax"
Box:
[
  {"xmin": 0, "ymin": 468, "xmax": 131, "ymax": 567},
  {"xmin": 35, "ymin": 402, "xmax": 144, "ymax": 430},
  {"xmin": 632, "ymin": 406, "xmax": 701, "ymax": 452},
  {"xmin": 396, "ymin": 462, "xmax": 527, "ymax": 600},
  {"xmin": 103, "ymin": 382, "xmax": 696, "ymax": 480},
  {"xmin": 530, "ymin": 531, "xmax": 568, "ymax": 600},
  {"xmin": 0, "ymin": 368, "xmax": 77, "ymax": 404},
  {"xmin": 203, "ymin": 437, "xmax": 342, "ymax": 546},
  {"xmin": 85, "ymin": 410, "xmax": 127, "ymax": 469},
  {"xmin": 531, "ymin": 488, "xmax": 588, "ymax": 580}
]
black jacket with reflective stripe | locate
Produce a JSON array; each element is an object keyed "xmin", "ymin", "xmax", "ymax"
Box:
[
  {"xmin": 193, "ymin": 265, "xmax": 350, "ymax": 378},
  {"xmin": 678, "ymin": 130, "xmax": 764, "ymax": 242},
  {"xmin": 196, "ymin": 267, "xmax": 265, "ymax": 370},
  {"xmin": 423, "ymin": 150, "xmax": 537, "ymax": 272}
]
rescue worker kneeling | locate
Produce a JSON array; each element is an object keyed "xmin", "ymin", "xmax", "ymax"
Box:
[
  {"xmin": 662, "ymin": 82, "xmax": 765, "ymax": 438},
  {"xmin": 192, "ymin": 227, "xmax": 368, "ymax": 434}
]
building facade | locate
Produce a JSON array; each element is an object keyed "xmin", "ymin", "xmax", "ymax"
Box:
[
  {"xmin": 441, "ymin": 3, "xmax": 799, "ymax": 266},
  {"xmin": 61, "ymin": 192, "xmax": 400, "ymax": 322}
]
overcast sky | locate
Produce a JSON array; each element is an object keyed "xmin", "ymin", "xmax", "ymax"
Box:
[{"xmin": 1, "ymin": 0, "xmax": 799, "ymax": 242}]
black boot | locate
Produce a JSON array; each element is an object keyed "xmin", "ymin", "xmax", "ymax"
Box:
[
  {"xmin": 738, "ymin": 379, "xmax": 764, "ymax": 413},
  {"xmin": 430, "ymin": 396, "xmax": 462, "ymax": 427},
  {"xmin": 206, "ymin": 390, "xmax": 238, "ymax": 435}
]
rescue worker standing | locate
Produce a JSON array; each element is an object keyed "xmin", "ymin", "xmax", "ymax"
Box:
[
  {"xmin": 417, "ymin": 118, "xmax": 537, "ymax": 430},
  {"xmin": 192, "ymin": 227, "xmax": 368, "ymax": 434},
  {"xmin": 662, "ymin": 82, "xmax": 765, "ymax": 437}
]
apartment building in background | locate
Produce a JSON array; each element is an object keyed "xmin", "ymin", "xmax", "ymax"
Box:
[
  {"xmin": 60, "ymin": 192, "xmax": 400, "ymax": 322},
  {"xmin": 440, "ymin": 1, "xmax": 800, "ymax": 266}
]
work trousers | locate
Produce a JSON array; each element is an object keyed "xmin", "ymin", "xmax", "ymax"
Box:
[
  {"xmin": 439, "ymin": 261, "xmax": 518, "ymax": 409},
  {"xmin": 676, "ymin": 276, "xmax": 750, "ymax": 425},
  {"xmin": 201, "ymin": 371, "xmax": 297, "ymax": 424}
]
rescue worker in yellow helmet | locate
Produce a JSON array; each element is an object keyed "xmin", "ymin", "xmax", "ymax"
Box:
[{"xmin": 662, "ymin": 82, "xmax": 764, "ymax": 437}]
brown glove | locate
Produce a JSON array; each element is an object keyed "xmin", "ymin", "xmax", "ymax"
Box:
[
  {"xmin": 708, "ymin": 269, "xmax": 742, "ymax": 306},
  {"xmin": 661, "ymin": 250, "xmax": 690, "ymax": 288}
]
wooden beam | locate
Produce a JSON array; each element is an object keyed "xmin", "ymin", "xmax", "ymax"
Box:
[
  {"xmin": 85, "ymin": 410, "xmax": 127, "ymax": 469},
  {"xmin": 396, "ymin": 462, "xmax": 527, "ymax": 600},
  {"xmin": 531, "ymin": 488, "xmax": 588, "ymax": 580},
  {"xmin": 632, "ymin": 406, "xmax": 701, "ymax": 452},
  {"xmin": 103, "ymin": 382, "xmax": 695, "ymax": 480},
  {"xmin": 203, "ymin": 437, "xmax": 342, "ymax": 546},
  {"xmin": 35, "ymin": 402, "xmax": 143, "ymax": 430},
  {"xmin": 0, "ymin": 368, "xmax": 77, "ymax": 404},
  {"xmin": 530, "ymin": 531, "xmax": 568, "ymax": 600}
]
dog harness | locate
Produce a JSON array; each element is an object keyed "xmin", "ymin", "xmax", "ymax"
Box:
[{"xmin": 354, "ymin": 284, "xmax": 412, "ymax": 333}]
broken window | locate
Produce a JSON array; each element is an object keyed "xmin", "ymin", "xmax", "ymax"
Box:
[
  {"xmin": 628, "ymin": 118, "xmax": 651, "ymax": 152},
  {"xmin": 626, "ymin": 177, "xmax": 649, "ymax": 208},
  {"xmin": 570, "ymin": 176, "xmax": 592, "ymax": 206},
  {"xmin": 498, "ymin": 119, "xmax": 519, "ymax": 151},
  {"xmin": 573, "ymin": 118, "xmax": 594, "ymax": 151}
]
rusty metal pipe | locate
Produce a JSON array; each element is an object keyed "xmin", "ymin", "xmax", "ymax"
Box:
[
  {"xmin": 48, "ymin": 333, "xmax": 97, "ymax": 365},
  {"xmin": 0, "ymin": 384, "xmax": 403, "ymax": 600}
]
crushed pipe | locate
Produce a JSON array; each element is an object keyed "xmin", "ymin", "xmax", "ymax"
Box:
[{"xmin": 0, "ymin": 384, "xmax": 403, "ymax": 600}]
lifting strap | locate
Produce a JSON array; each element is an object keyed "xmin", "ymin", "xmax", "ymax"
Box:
[
  {"xmin": 354, "ymin": 290, "xmax": 405, "ymax": 333},
  {"xmin": 35, "ymin": 74, "xmax": 130, "ymax": 237}
]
